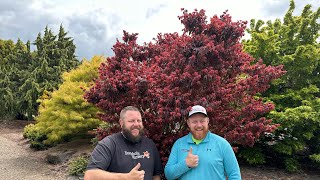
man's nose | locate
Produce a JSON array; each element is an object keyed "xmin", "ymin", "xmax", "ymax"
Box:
[
  {"xmin": 195, "ymin": 121, "xmax": 202, "ymax": 126},
  {"xmin": 133, "ymin": 120, "xmax": 140, "ymax": 126}
]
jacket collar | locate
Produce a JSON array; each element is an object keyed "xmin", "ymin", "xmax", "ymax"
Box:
[{"xmin": 187, "ymin": 131, "xmax": 210, "ymax": 144}]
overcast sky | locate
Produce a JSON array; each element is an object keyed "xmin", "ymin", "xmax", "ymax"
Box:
[{"xmin": 0, "ymin": 0, "xmax": 319, "ymax": 60}]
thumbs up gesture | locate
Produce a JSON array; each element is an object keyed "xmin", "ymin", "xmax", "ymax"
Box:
[
  {"xmin": 128, "ymin": 163, "xmax": 145, "ymax": 180},
  {"xmin": 185, "ymin": 147, "xmax": 199, "ymax": 168}
]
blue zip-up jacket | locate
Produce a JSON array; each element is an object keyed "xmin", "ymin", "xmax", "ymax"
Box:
[{"xmin": 164, "ymin": 132, "xmax": 241, "ymax": 180}]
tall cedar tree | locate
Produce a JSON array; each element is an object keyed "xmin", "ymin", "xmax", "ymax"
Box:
[
  {"xmin": 85, "ymin": 9, "xmax": 285, "ymax": 163},
  {"xmin": 17, "ymin": 25, "xmax": 79, "ymax": 120},
  {"xmin": 0, "ymin": 39, "xmax": 32, "ymax": 119},
  {"xmin": 242, "ymin": 0, "xmax": 320, "ymax": 171}
]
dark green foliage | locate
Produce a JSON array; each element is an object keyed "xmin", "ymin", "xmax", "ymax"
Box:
[
  {"xmin": 0, "ymin": 39, "xmax": 30, "ymax": 119},
  {"xmin": 238, "ymin": 147, "xmax": 266, "ymax": 165},
  {"xmin": 284, "ymin": 158, "xmax": 300, "ymax": 172}
]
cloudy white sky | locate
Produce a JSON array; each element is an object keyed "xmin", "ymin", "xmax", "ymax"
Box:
[{"xmin": 1, "ymin": 0, "xmax": 319, "ymax": 60}]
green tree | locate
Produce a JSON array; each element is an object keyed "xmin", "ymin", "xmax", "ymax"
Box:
[
  {"xmin": 242, "ymin": 0, "xmax": 320, "ymax": 171},
  {"xmin": 24, "ymin": 56, "xmax": 104, "ymax": 148},
  {"xmin": 0, "ymin": 39, "xmax": 32, "ymax": 119},
  {"xmin": 18, "ymin": 25, "xmax": 80, "ymax": 119},
  {"xmin": 1, "ymin": 25, "xmax": 79, "ymax": 120}
]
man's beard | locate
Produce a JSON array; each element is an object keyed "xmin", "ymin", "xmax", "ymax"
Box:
[
  {"xmin": 192, "ymin": 128, "xmax": 209, "ymax": 140},
  {"xmin": 122, "ymin": 126, "xmax": 145, "ymax": 143}
]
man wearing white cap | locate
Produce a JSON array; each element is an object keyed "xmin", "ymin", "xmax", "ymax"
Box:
[{"xmin": 164, "ymin": 105, "xmax": 241, "ymax": 180}]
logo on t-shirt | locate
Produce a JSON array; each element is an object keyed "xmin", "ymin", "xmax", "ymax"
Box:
[
  {"xmin": 143, "ymin": 151, "xmax": 150, "ymax": 158},
  {"xmin": 124, "ymin": 151, "xmax": 150, "ymax": 159}
]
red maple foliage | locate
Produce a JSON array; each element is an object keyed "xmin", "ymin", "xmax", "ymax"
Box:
[{"xmin": 84, "ymin": 9, "xmax": 285, "ymax": 164}]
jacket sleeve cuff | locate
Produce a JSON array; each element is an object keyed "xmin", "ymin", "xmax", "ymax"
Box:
[{"xmin": 178, "ymin": 159, "xmax": 191, "ymax": 174}]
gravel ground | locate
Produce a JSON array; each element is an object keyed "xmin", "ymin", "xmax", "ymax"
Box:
[
  {"xmin": 0, "ymin": 128, "xmax": 65, "ymax": 180},
  {"xmin": 0, "ymin": 120, "xmax": 319, "ymax": 180}
]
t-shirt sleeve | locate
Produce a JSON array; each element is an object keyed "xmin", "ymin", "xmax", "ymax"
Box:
[
  {"xmin": 152, "ymin": 142, "xmax": 163, "ymax": 176},
  {"xmin": 86, "ymin": 136, "xmax": 115, "ymax": 171}
]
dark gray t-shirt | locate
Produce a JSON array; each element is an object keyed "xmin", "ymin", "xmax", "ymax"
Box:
[{"xmin": 87, "ymin": 132, "xmax": 163, "ymax": 180}]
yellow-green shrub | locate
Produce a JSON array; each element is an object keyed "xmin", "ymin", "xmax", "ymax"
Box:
[{"xmin": 24, "ymin": 56, "xmax": 104, "ymax": 147}]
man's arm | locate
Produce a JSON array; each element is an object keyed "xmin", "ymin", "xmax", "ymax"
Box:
[
  {"xmin": 85, "ymin": 163, "xmax": 145, "ymax": 180},
  {"xmin": 152, "ymin": 175, "xmax": 161, "ymax": 180},
  {"xmin": 152, "ymin": 141, "xmax": 164, "ymax": 178},
  {"xmin": 84, "ymin": 169, "xmax": 128, "ymax": 180},
  {"xmin": 164, "ymin": 141, "xmax": 190, "ymax": 180},
  {"xmin": 223, "ymin": 143, "xmax": 241, "ymax": 180}
]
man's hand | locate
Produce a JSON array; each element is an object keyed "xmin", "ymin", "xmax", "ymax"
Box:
[
  {"xmin": 127, "ymin": 163, "xmax": 145, "ymax": 180},
  {"xmin": 185, "ymin": 147, "xmax": 199, "ymax": 168}
]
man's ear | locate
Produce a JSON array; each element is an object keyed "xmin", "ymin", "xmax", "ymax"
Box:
[
  {"xmin": 119, "ymin": 119, "xmax": 124, "ymax": 128},
  {"xmin": 186, "ymin": 119, "xmax": 191, "ymax": 126}
]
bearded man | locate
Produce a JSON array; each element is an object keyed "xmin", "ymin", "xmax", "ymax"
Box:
[
  {"xmin": 164, "ymin": 105, "xmax": 241, "ymax": 180},
  {"xmin": 85, "ymin": 106, "xmax": 162, "ymax": 180}
]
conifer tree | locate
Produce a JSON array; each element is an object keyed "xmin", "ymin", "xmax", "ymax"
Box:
[
  {"xmin": 0, "ymin": 39, "xmax": 31, "ymax": 119},
  {"xmin": 242, "ymin": 0, "xmax": 320, "ymax": 171},
  {"xmin": 18, "ymin": 25, "xmax": 80, "ymax": 119},
  {"xmin": 1, "ymin": 25, "xmax": 79, "ymax": 120}
]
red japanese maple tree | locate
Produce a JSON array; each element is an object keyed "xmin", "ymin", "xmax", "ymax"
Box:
[{"xmin": 84, "ymin": 9, "xmax": 285, "ymax": 163}]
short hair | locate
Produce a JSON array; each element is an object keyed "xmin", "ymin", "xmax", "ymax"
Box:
[{"xmin": 120, "ymin": 106, "xmax": 140, "ymax": 120}]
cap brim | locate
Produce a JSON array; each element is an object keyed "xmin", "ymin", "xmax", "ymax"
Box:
[{"xmin": 188, "ymin": 111, "xmax": 207, "ymax": 117}]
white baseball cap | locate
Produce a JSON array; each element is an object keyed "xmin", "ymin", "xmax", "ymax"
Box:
[{"xmin": 188, "ymin": 105, "xmax": 208, "ymax": 117}]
